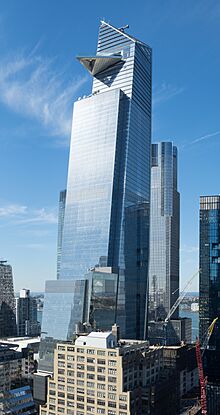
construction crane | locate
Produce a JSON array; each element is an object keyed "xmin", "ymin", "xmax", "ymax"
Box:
[
  {"xmin": 165, "ymin": 269, "xmax": 200, "ymax": 323},
  {"xmin": 195, "ymin": 317, "xmax": 218, "ymax": 415}
]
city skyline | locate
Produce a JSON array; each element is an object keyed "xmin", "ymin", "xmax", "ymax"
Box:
[{"xmin": 0, "ymin": 1, "xmax": 220, "ymax": 291}]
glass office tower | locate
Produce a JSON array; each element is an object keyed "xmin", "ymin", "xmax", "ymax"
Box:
[
  {"xmin": 199, "ymin": 196, "xmax": 220, "ymax": 382},
  {"xmin": 60, "ymin": 21, "xmax": 152, "ymax": 339},
  {"xmin": 148, "ymin": 142, "xmax": 180, "ymax": 322},
  {"xmin": 0, "ymin": 260, "xmax": 17, "ymax": 337}
]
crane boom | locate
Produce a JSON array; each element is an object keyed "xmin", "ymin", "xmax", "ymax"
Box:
[
  {"xmin": 196, "ymin": 339, "xmax": 207, "ymax": 415},
  {"xmin": 165, "ymin": 269, "xmax": 200, "ymax": 322}
]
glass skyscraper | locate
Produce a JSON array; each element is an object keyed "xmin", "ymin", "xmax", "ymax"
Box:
[
  {"xmin": 0, "ymin": 260, "xmax": 17, "ymax": 337},
  {"xmin": 148, "ymin": 142, "xmax": 180, "ymax": 322},
  {"xmin": 59, "ymin": 21, "xmax": 152, "ymax": 339},
  {"xmin": 199, "ymin": 196, "xmax": 220, "ymax": 382}
]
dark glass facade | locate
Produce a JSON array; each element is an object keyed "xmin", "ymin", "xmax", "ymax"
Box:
[
  {"xmin": 0, "ymin": 261, "xmax": 17, "ymax": 337},
  {"xmin": 60, "ymin": 21, "xmax": 152, "ymax": 339},
  {"xmin": 148, "ymin": 142, "xmax": 180, "ymax": 322},
  {"xmin": 199, "ymin": 195, "xmax": 220, "ymax": 381}
]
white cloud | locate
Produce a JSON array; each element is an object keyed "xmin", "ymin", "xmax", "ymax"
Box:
[
  {"xmin": 153, "ymin": 82, "xmax": 184, "ymax": 107},
  {"xmin": 0, "ymin": 202, "xmax": 57, "ymax": 225},
  {"xmin": 0, "ymin": 51, "xmax": 88, "ymax": 142}
]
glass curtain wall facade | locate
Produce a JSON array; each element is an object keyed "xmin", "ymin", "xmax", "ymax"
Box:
[
  {"xmin": 0, "ymin": 261, "xmax": 17, "ymax": 337},
  {"xmin": 57, "ymin": 190, "xmax": 66, "ymax": 279},
  {"xmin": 199, "ymin": 196, "xmax": 220, "ymax": 381},
  {"xmin": 148, "ymin": 142, "xmax": 180, "ymax": 322},
  {"xmin": 60, "ymin": 21, "xmax": 152, "ymax": 339}
]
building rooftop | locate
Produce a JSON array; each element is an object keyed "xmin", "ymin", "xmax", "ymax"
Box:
[{"xmin": 75, "ymin": 331, "xmax": 116, "ymax": 349}]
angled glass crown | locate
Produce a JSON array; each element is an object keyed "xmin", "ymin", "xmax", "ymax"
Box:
[{"xmin": 77, "ymin": 54, "xmax": 122, "ymax": 76}]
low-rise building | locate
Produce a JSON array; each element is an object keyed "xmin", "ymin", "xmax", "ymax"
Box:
[
  {"xmin": 0, "ymin": 343, "xmax": 37, "ymax": 414},
  {"xmin": 39, "ymin": 327, "xmax": 182, "ymax": 415}
]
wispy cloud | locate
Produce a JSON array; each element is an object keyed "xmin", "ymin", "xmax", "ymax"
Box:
[
  {"xmin": 0, "ymin": 50, "xmax": 88, "ymax": 143},
  {"xmin": 153, "ymin": 82, "xmax": 184, "ymax": 107},
  {"xmin": 0, "ymin": 202, "xmax": 57, "ymax": 225}
]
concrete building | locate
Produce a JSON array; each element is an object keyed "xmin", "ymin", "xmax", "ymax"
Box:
[{"xmin": 16, "ymin": 289, "xmax": 41, "ymax": 337}]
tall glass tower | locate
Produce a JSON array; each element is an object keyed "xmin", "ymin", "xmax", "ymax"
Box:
[
  {"xmin": 0, "ymin": 260, "xmax": 17, "ymax": 337},
  {"xmin": 60, "ymin": 21, "xmax": 152, "ymax": 339},
  {"xmin": 199, "ymin": 196, "xmax": 220, "ymax": 382},
  {"xmin": 148, "ymin": 142, "xmax": 180, "ymax": 322}
]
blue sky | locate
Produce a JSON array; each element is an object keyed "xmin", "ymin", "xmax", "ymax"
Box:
[{"xmin": 0, "ymin": 0, "xmax": 220, "ymax": 292}]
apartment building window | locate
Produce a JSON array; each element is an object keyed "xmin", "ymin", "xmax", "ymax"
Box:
[
  {"xmin": 77, "ymin": 395, "xmax": 84, "ymax": 402},
  {"xmin": 67, "ymin": 347, "xmax": 74, "ymax": 352},
  {"xmin": 49, "ymin": 390, "xmax": 56, "ymax": 396},
  {"xmin": 97, "ymin": 375, "xmax": 105, "ymax": 381},
  {"xmin": 58, "ymin": 354, "xmax": 65, "ymax": 360},
  {"xmin": 119, "ymin": 403, "xmax": 127, "ymax": 410},
  {"xmin": 108, "ymin": 385, "xmax": 116, "ymax": 392},
  {"xmin": 97, "ymin": 409, "xmax": 105, "ymax": 414},
  {"xmin": 97, "ymin": 400, "xmax": 105, "ymax": 406},
  {"xmin": 77, "ymin": 364, "xmax": 84, "ymax": 370},
  {"xmin": 77, "ymin": 380, "xmax": 84, "ymax": 386},
  {"xmin": 108, "ymin": 352, "xmax": 117, "ymax": 357},
  {"xmin": 58, "ymin": 369, "xmax": 65, "ymax": 375},
  {"xmin": 108, "ymin": 369, "xmax": 116, "ymax": 375},
  {"xmin": 98, "ymin": 359, "xmax": 106, "ymax": 365},
  {"xmin": 77, "ymin": 388, "xmax": 84, "ymax": 394},
  {"xmin": 87, "ymin": 398, "xmax": 95, "ymax": 404},
  {"xmin": 67, "ymin": 363, "xmax": 74, "ymax": 369},
  {"xmin": 77, "ymin": 372, "xmax": 84, "ymax": 378},
  {"xmin": 67, "ymin": 394, "xmax": 74, "ymax": 400},
  {"xmin": 108, "ymin": 402, "xmax": 116, "ymax": 408},
  {"xmin": 108, "ymin": 360, "xmax": 116, "ymax": 366},
  {"xmin": 98, "ymin": 367, "xmax": 105, "ymax": 373},
  {"xmin": 77, "ymin": 356, "xmax": 84, "ymax": 362},
  {"xmin": 108, "ymin": 376, "xmax": 116, "ymax": 383},
  {"xmin": 87, "ymin": 373, "xmax": 95, "ymax": 379},
  {"xmin": 67, "ymin": 355, "xmax": 75, "ymax": 361},
  {"xmin": 119, "ymin": 395, "xmax": 127, "ymax": 401},
  {"xmin": 87, "ymin": 389, "xmax": 95, "ymax": 396},
  {"xmin": 97, "ymin": 350, "xmax": 106, "ymax": 356},
  {"xmin": 77, "ymin": 348, "xmax": 84, "ymax": 353},
  {"xmin": 87, "ymin": 381, "xmax": 95, "ymax": 388},
  {"xmin": 87, "ymin": 349, "xmax": 95, "ymax": 355},
  {"xmin": 58, "ymin": 392, "xmax": 65, "ymax": 398},
  {"xmin": 67, "ymin": 370, "xmax": 74, "ymax": 376},
  {"xmin": 108, "ymin": 394, "xmax": 116, "ymax": 400},
  {"xmin": 58, "ymin": 407, "xmax": 65, "ymax": 413},
  {"xmin": 67, "ymin": 410, "xmax": 74, "ymax": 415},
  {"xmin": 87, "ymin": 357, "xmax": 95, "ymax": 363},
  {"xmin": 97, "ymin": 392, "xmax": 106, "ymax": 398},
  {"xmin": 87, "ymin": 365, "xmax": 95, "ymax": 372},
  {"xmin": 58, "ymin": 377, "xmax": 65, "ymax": 383},
  {"xmin": 67, "ymin": 386, "xmax": 74, "ymax": 392},
  {"xmin": 67, "ymin": 378, "xmax": 74, "ymax": 384},
  {"xmin": 58, "ymin": 399, "xmax": 65, "ymax": 405},
  {"xmin": 97, "ymin": 383, "xmax": 105, "ymax": 390},
  {"xmin": 58, "ymin": 346, "xmax": 65, "ymax": 351}
]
